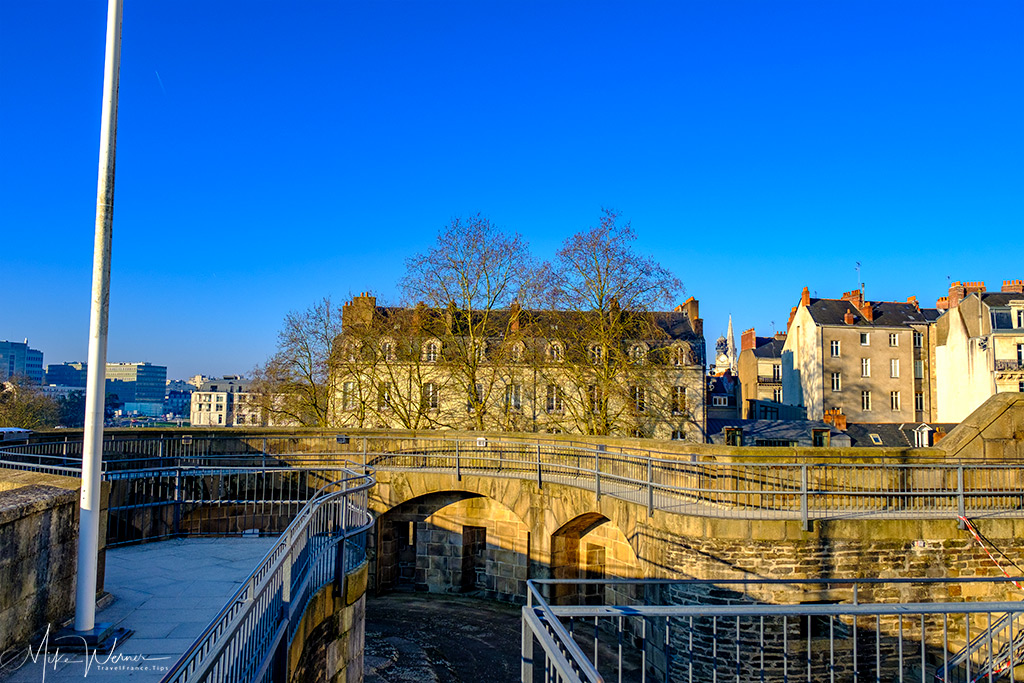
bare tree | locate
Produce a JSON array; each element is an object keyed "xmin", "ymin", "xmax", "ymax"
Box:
[
  {"xmin": 400, "ymin": 214, "xmax": 543, "ymax": 431},
  {"xmin": 0, "ymin": 377, "xmax": 60, "ymax": 430},
  {"xmin": 543, "ymin": 209, "xmax": 685, "ymax": 436},
  {"xmin": 254, "ymin": 297, "xmax": 342, "ymax": 429}
]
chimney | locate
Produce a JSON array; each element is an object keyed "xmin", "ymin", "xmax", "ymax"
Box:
[
  {"xmin": 863, "ymin": 303, "xmax": 874, "ymax": 322},
  {"xmin": 1002, "ymin": 279, "xmax": 1024, "ymax": 294},
  {"xmin": 822, "ymin": 408, "xmax": 847, "ymax": 431},
  {"xmin": 787, "ymin": 306, "xmax": 798, "ymax": 330},
  {"xmin": 840, "ymin": 289, "xmax": 864, "ymax": 309},
  {"xmin": 741, "ymin": 328, "xmax": 756, "ymax": 351},
  {"xmin": 965, "ymin": 281, "xmax": 986, "ymax": 295},
  {"xmin": 342, "ymin": 292, "xmax": 376, "ymax": 329},
  {"xmin": 676, "ymin": 297, "xmax": 702, "ymax": 336},
  {"xmin": 936, "ymin": 296, "xmax": 949, "ymax": 311},
  {"xmin": 509, "ymin": 300, "xmax": 521, "ymax": 332},
  {"xmin": 906, "ymin": 296, "xmax": 919, "ymax": 310},
  {"xmin": 774, "ymin": 331, "xmax": 787, "ymax": 341},
  {"xmin": 844, "ymin": 309, "xmax": 856, "ymax": 325},
  {"xmin": 800, "ymin": 287, "xmax": 810, "ymax": 307}
]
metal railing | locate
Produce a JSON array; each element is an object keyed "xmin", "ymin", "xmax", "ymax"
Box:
[
  {"xmin": 159, "ymin": 470, "xmax": 374, "ymax": 683},
  {"xmin": 523, "ymin": 578, "xmax": 1024, "ymax": 683},
  {"xmin": 3, "ymin": 434, "xmax": 1024, "ymax": 530}
]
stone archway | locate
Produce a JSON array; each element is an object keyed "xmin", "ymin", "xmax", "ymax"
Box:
[
  {"xmin": 372, "ymin": 490, "xmax": 531, "ymax": 603},
  {"xmin": 550, "ymin": 512, "xmax": 642, "ymax": 606}
]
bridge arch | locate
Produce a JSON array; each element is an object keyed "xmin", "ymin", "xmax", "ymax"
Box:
[
  {"xmin": 371, "ymin": 488, "xmax": 532, "ymax": 602},
  {"xmin": 550, "ymin": 512, "xmax": 643, "ymax": 605}
]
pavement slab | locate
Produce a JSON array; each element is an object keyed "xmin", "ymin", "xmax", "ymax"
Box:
[{"xmin": 0, "ymin": 536, "xmax": 278, "ymax": 683}]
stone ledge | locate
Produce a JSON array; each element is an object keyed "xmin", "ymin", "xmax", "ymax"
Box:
[{"xmin": 0, "ymin": 485, "xmax": 77, "ymax": 526}]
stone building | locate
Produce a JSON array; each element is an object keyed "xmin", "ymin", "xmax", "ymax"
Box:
[
  {"xmin": 934, "ymin": 279, "xmax": 1024, "ymax": 422},
  {"xmin": 334, "ymin": 293, "xmax": 707, "ymax": 441},
  {"xmin": 736, "ymin": 328, "xmax": 786, "ymax": 418},
  {"xmin": 190, "ymin": 376, "xmax": 264, "ymax": 427},
  {"xmin": 781, "ymin": 287, "xmax": 939, "ymax": 423}
]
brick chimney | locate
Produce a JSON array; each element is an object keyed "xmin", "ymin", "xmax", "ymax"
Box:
[
  {"xmin": 841, "ymin": 289, "xmax": 864, "ymax": 309},
  {"xmin": 844, "ymin": 309, "xmax": 856, "ymax": 325},
  {"xmin": 774, "ymin": 331, "xmax": 787, "ymax": 341},
  {"xmin": 936, "ymin": 296, "xmax": 950, "ymax": 311},
  {"xmin": 787, "ymin": 306, "xmax": 798, "ymax": 330},
  {"xmin": 675, "ymin": 297, "xmax": 702, "ymax": 335},
  {"xmin": 906, "ymin": 296, "xmax": 919, "ymax": 310},
  {"xmin": 509, "ymin": 300, "xmax": 521, "ymax": 332},
  {"xmin": 801, "ymin": 287, "xmax": 810, "ymax": 306},
  {"xmin": 946, "ymin": 280, "xmax": 986, "ymax": 309},
  {"xmin": 741, "ymin": 328, "xmax": 756, "ymax": 352},
  {"xmin": 1002, "ymin": 279, "xmax": 1024, "ymax": 294},
  {"xmin": 342, "ymin": 292, "xmax": 376, "ymax": 329},
  {"xmin": 822, "ymin": 408, "xmax": 847, "ymax": 431},
  {"xmin": 862, "ymin": 303, "xmax": 874, "ymax": 322}
]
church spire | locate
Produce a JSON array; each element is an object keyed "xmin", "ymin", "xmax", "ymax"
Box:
[{"xmin": 727, "ymin": 315, "xmax": 736, "ymax": 372}]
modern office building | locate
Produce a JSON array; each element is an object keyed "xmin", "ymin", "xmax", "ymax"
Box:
[{"xmin": 0, "ymin": 340, "xmax": 44, "ymax": 385}]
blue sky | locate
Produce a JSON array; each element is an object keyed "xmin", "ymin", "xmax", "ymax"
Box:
[{"xmin": 2, "ymin": 1, "xmax": 1022, "ymax": 379}]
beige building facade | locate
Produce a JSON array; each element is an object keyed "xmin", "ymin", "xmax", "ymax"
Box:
[
  {"xmin": 333, "ymin": 294, "xmax": 708, "ymax": 442},
  {"xmin": 190, "ymin": 376, "xmax": 264, "ymax": 427},
  {"xmin": 782, "ymin": 288, "xmax": 938, "ymax": 423},
  {"xmin": 737, "ymin": 329, "xmax": 786, "ymax": 418},
  {"xmin": 935, "ymin": 281, "xmax": 1024, "ymax": 422}
]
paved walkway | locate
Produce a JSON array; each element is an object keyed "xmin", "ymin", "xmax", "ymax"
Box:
[{"xmin": 0, "ymin": 537, "xmax": 278, "ymax": 683}]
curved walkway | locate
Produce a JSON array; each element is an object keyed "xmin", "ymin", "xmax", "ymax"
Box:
[{"xmin": 0, "ymin": 537, "xmax": 277, "ymax": 683}]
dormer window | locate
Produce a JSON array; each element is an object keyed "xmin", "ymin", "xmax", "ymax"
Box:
[
  {"xmin": 424, "ymin": 341, "xmax": 439, "ymax": 363},
  {"xmin": 547, "ymin": 342, "xmax": 564, "ymax": 362},
  {"xmin": 510, "ymin": 342, "xmax": 524, "ymax": 363},
  {"xmin": 380, "ymin": 339, "xmax": 396, "ymax": 361},
  {"xmin": 589, "ymin": 345, "xmax": 604, "ymax": 364},
  {"xmin": 629, "ymin": 344, "xmax": 647, "ymax": 364}
]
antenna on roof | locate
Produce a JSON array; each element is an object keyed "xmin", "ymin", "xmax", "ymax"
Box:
[{"xmin": 855, "ymin": 262, "xmax": 862, "ymax": 290}]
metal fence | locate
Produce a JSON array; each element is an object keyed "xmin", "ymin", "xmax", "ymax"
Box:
[
  {"xmin": 159, "ymin": 470, "xmax": 374, "ymax": 683},
  {"xmin": 3, "ymin": 434, "xmax": 1024, "ymax": 529},
  {"xmin": 522, "ymin": 578, "xmax": 1024, "ymax": 683}
]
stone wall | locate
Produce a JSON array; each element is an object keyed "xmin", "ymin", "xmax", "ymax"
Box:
[
  {"xmin": 0, "ymin": 470, "xmax": 107, "ymax": 653},
  {"xmin": 937, "ymin": 391, "xmax": 1024, "ymax": 460},
  {"xmin": 288, "ymin": 562, "xmax": 368, "ymax": 683}
]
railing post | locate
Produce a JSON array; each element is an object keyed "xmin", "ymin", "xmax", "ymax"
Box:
[
  {"xmin": 262, "ymin": 437, "xmax": 267, "ymax": 468},
  {"xmin": 800, "ymin": 464, "xmax": 809, "ymax": 531},
  {"xmin": 173, "ymin": 467, "xmax": 182, "ymax": 535},
  {"xmin": 537, "ymin": 444, "xmax": 542, "ymax": 490},
  {"xmin": 456, "ymin": 439, "xmax": 461, "ymax": 481},
  {"xmin": 957, "ymin": 465, "xmax": 966, "ymax": 529},
  {"xmin": 595, "ymin": 449, "xmax": 601, "ymax": 502},
  {"xmin": 647, "ymin": 457, "xmax": 654, "ymax": 517},
  {"xmin": 521, "ymin": 608, "xmax": 534, "ymax": 682},
  {"xmin": 363, "ymin": 437, "xmax": 368, "ymax": 474}
]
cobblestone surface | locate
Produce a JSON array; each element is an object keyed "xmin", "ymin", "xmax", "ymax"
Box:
[{"xmin": 364, "ymin": 593, "xmax": 521, "ymax": 683}]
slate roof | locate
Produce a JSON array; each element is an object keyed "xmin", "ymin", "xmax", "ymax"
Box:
[
  {"xmin": 980, "ymin": 292, "xmax": 1024, "ymax": 307},
  {"xmin": 805, "ymin": 299, "xmax": 933, "ymax": 328},
  {"xmin": 844, "ymin": 422, "xmax": 959, "ymax": 447},
  {"xmin": 751, "ymin": 337, "xmax": 785, "ymax": 359},
  {"xmin": 706, "ymin": 418, "xmax": 850, "ymax": 445}
]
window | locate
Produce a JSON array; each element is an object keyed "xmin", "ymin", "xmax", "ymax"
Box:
[
  {"xmin": 631, "ymin": 386, "xmax": 646, "ymax": 412},
  {"xmin": 772, "ymin": 364, "xmax": 782, "ymax": 381},
  {"xmin": 632, "ymin": 429, "xmax": 646, "ymax": 438},
  {"xmin": 812, "ymin": 430, "xmax": 830, "ymax": 448},
  {"xmin": 915, "ymin": 391, "xmax": 924, "ymax": 412},
  {"xmin": 424, "ymin": 341, "xmax": 438, "ymax": 363},
  {"xmin": 914, "ymin": 360, "xmax": 924, "ymax": 379},
  {"xmin": 869, "ymin": 433, "xmax": 883, "ymax": 446},
  {"xmin": 830, "ymin": 340, "xmax": 841, "ymax": 357},
  {"xmin": 831, "ymin": 372, "xmax": 841, "ymax": 392},
  {"xmin": 378, "ymin": 383, "xmax": 392, "ymax": 409},
  {"xmin": 217, "ymin": 414, "xmax": 223, "ymax": 424},
  {"xmin": 467, "ymin": 383, "xmax": 484, "ymax": 412},
  {"xmin": 860, "ymin": 333, "xmax": 870, "ymax": 346},
  {"xmin": 548, "ymin": 342, "xmax": 564, "ymax": 362},
  {"xmin": 342, "ymin": 381, "xmax": 355, "ymax": 410},
  {"xmin": 913, "ymin": 332, "xmax": 923, "ymax": 349},
  {"xmin": 545, "ymin": 384, "xmax": 563, "ymax": 413},
  {"xmin": 889, "ymin": 333, "xmax": 899, "ymax": 347},
  {"xmin": 1019, "ymin": 344, "xmax": 1024, "ymax": 364},
  {"xmin": 890, "ymin": 391, "xmax": 900, "ymax": 411},
  {"xmin": 504, "ymin": 384, "xmax": 522, "ymax": 411},
  {"xmin": 712, "ymin": 396, "xmax": 728, "ymax": 407},
  {"xmin": 773, "ymin": 388, "xmax": 782, "ymax": 402},
  {"xmin": 671, "ymin": 386, "xmax": 686, "ymax": 414},
  {"xmin": 1019, "ymin": 380, "xmax": 1024, "ymax": 393},
  {"xmin": 890, "ymin": 359, "xmax": 899, "ymax": 378},
  {"xmin": 587, "ymin": 385, "xmax": 602, "ymax": 413},
  {"xmin": 381, "ymin": 340, "xmax": 395, "ymax": 361},
  {"xmin": 473, "ymin": 343, "xmax": 486, "ymax": 363},
  {"xmin": 861, "ymin": 358, "xmax": 870, "ymax": 377},
  {"xmin": 724, "ymin": 428, "xmax": 743, "ymax": 446},
  {"xmin": 671, "ymin": 429, "xmax": 685, "ymax": 441},
  {"xmin": 1018, "ymin": 310, "xmax": 1024, "ymax": 328},
  {"xmin": 861, "ymin": 390, "xmax": 871, "ymax": 411},
  {"xmin": 510, "ymin": 343, "xmax": 523, "ymax": 363},
  {"xmin": 629, "ymin": 345, "xmax": 646, "ymax": 363},
  {"xmin": 421, "ymin": 382, "xmax": 438, "ymax": 410},
  {"xmin": 589, "ymin": 345, "xmax": 603, "ymax": 364}
]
